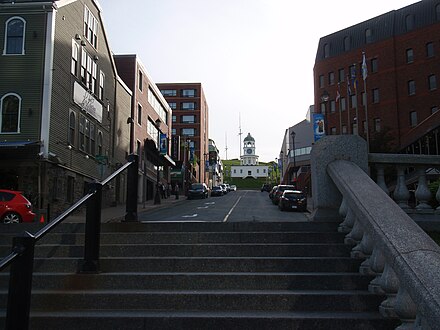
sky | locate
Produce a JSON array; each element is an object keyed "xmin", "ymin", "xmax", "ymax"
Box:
[{"xmin": 100, "ymin": 0, "xmax": 417, "ymax": 162}]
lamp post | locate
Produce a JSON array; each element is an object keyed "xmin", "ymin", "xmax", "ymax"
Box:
[
  {"xmin": 290, "ymin": 131, "xmax": 297, "ymax": 187},
  {"xmin": 320, "ymin": 90, "xmax": 329, "ymax": 135},
  {"xmin": 154, "ymin": 119, "xmax": 161, "ymax": 205}
]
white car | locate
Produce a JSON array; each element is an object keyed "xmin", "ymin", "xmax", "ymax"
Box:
[{"xmin": 230, "ymin": 185, "xmax": 237, "ymax": 191}]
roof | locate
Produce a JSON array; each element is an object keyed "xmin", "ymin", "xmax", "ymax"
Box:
[
  {"xmin": 315, "ymin": 0, "xmax": 438, "ymax": 61},
  {"xmin": 244, "ymin": 133, "xmax": 254, "ymax": 142}
]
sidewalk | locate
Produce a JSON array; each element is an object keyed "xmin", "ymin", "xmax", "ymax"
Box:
[{"xmin": 65, "ymin": 194, "xmax": 185, "ymax": 223}]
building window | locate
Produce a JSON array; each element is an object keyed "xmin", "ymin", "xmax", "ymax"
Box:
[
  {"xmin": 324, "ymin": 43, "xmax": 330, "ymax": 58},
  {"xmin": 71, "ymin": 40, "xmax": 79, "ymax": 76},
  {"xmin": 344, "ymin": 36, "xmax": 351, "ymax": 51},
  {"xmin": 431, "ymin": 106, "xmax": 438, "ymax": 114},
  {"xmin": 328, "ymin": 72, "xmax": 335, "ymax": 85},
  {"xmin": 233, "ymin": 169, "xmax": 236, "ymax": 174},
  {"xmin": 168, "ymin": 102, "xmax": 176, "ymax": 110},
  {"xmin": 68, "ymin": 111, "xmax": 76, "ymax": 146},
  {"xmin": 84, "ymin": 6, "xmax": 98, "ymax": 48},
  {"xmin": 171, "ymin": 128, "xmax": 176, "ymax": 135},
  {"xmin": 429, "ymin": 75, "xmax": 437, "ymax": 91},
  {"xmin": 138, "ymin": 71, "xmax": 143, "ymax": 91},
  {"xmin": 320, "ymin": 103, "xmax": 326, "ymax": 114},
  {"xmin": 148, "ymin": 88, "xmax": 168, "ymax": 123},
  {"xmin": 181, "ymin": 102, "xmax": 196, "ymax": 110},
  {"xmin": 341, "ymin": 97, "xmax": 346, "ymax": 111},
  {"xmin": 342, "ymin": 125, "xmax": 347, "ymax": 134},
  {"xmin": 361, "ymin": 92, "xmax": 366, "ymax": 106},
  {"xmin": 4, "ymin": 17, "xmax": 25, "ymax": 55},
  {"xmin": 331, "ymin": 127, "xmax": 336, "ymax": 135},
  {"xmin": 405, "ymin": 14, "xmax": 414, "ymax": 32},
  {"xmin": 137, "ymin": 104, "xmax": 142, "ymax": 125},
  {"xmin": 406, "ymin": 49, "xmax": 414, "ymax": 63},
  {"xmin": 90, "ymin": 123, "xmax": 95, "ymax": 155},
  {"xmin": 330, "ymin": 100, "xmax": 336, "ymax": 113},
  {"xmin": 408, "ymin": 80, "xmax": 416, "ymax": 95},
  {"xmin": 338, "ymin": 68, "xmax": 345, "ymax": 82},
  {"xmin": 257, "ymin": 169, "xmax": 260, "ymax": 174},
  {"xmin": 427, "ymin": 42, "xmax": 434, "ymax": 58},
  {"xmin": 240, "ymin": 169, "xmax": 243, "ymax": 174},
  {"xmin": 248, "ymin": 170, "xmax": 251, "ymax": 174},
  {"xmin": 365, "ymin": 28, "xmax": 372, "ymax": 44},
  {"xmin": 99, "ymin": 71, "xmax": 104, "ymax": 100},
  {"xmin": 181, "ymin": 128, "xmax": 195, "ymax": 136},
  {"xmin": 374, "ymin": 118, "xmax": 381, "ymax": 132},
  {"xmin": 372, "ymin": 88, "xmax": 380, "ymax": 103},
  {"xmin": 319, "ymin": 75, "xmax": 324, "ymax": 88},
  {"xmin": 161, "ymin": 89, "xmax": 177, "ymax": 96},
  {"xmin": 181, "ymin": 89, "xmax": 196, "ymax": 97},
  {"xmin": 84, "ymin": 118, "xmax": 90, "ymax": 153},
  {"xmin": 410, "ymin": 111, "xmax": 417, "ymax": 127},
  {"xmin": 91, "ymin": 61, "xmax": 97, "ymax": 94},
  {"xmin": 79, "ymin": 115, "xmax": 85, "ymax": 151},
  {"xmin": 371, "ymin": 58, "xmax": 378, "ymax": 73},
  {"xmin": 181, "ymin": 115, "xmax": 195, "ymax": 123},
  {"xmin": 0, "ymin": 93, "xmax": 20, "ymax": 133},
  {"xmin": 351, "ymin": 95, "xmax": 357, "ymax": 108},
  {"xmin": 172, "ymin": 115, "xmax": 176, "ymax": 123},
  {"xmin": 437, "ymin": 4, "xmax": 440, "ymax": 20}
]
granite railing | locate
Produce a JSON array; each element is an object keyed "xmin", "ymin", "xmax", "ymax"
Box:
[
  {"xmin": 311, "ymin": 136, "xmax": 440, "ymax": 329},
  {"xmin": 369, "ymin": 153, "xmax": 440, "ymax": 216}
]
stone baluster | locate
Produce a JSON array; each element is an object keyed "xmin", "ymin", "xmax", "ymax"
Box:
[
  {"xmin": 338, "ymin": 207, "xmax": 354, "ymax": 234},
  {"xmin": 376, "ymin": 164, "xmax": 389, "ymax": 195},
  {"xmin": 352, "ymin": 231, "xmax": 373, "ymax": 260},
  {"xmin": 339, "ymin": 196, "xmax": 348, "ymax": 219},
  {"xmin": 394, "ymin": 166, "xmax": 411, "ymax": 210},
  {"xmin": 415, "ymin": 166, "xmax": 432, "ymax": 210},
  {"xmin": 344, "ymin": 216, "xmax": 363, "ymax": 246},
  {"xmin": 379, "ymin": 263, "xmax": 400, "ymax": 319},
  {"xmin": 394, "ymin": 286, "xmax": 417, "ymax": 330},
  {"xmin": 436, "ymin": 184, "xmax": 440, "ymax": 212},
  {"xmin": 368, "ymin": 248, "xmax": 385, "ymax": 294}
]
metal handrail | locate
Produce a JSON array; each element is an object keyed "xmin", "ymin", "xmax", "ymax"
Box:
[{"xmin": 0, "ymin": 154, "xmax": 138, "ymax": 329}]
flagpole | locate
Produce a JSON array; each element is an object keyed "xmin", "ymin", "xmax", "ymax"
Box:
[
  {"xmin": 347, "ymin": 74, "xmax": 351, "ymax": 135},
  {"xmin": 362, "ymin": 52, "xmax": 370, "ymax": 152},
  {"xmin": 354, "ymin": 63, "xmax": 359, "ymax": 135}
]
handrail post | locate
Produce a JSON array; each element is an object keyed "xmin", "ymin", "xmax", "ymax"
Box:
[
  {"xmin": 6, "ymin": 233, "xmax": 36, "ymax": 330},
  {"xmin": 124, "ymin": 154, "xmax": 139, "ymax": 222},
  {"xmin": 78, "ymin": 181, "xmax": 102, "ymax": 273}
]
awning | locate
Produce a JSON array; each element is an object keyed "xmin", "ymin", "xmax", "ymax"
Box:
[
  {"xmin": 163, "ymin": 154, "xmax": 176, "ymax": 167},
  {"xmin": 144, "ymin": 138, "xmax": 176, "ymax": 167},
  {"xmin": 0, "ymin": 140, "xmax": 40, "ymax": 148}
]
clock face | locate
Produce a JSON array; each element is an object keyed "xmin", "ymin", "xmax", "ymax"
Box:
[{"xmin": 246, "ymin": 148, "xmax": 252, "ymax": 154}]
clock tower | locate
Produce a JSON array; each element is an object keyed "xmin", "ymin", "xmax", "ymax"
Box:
[{"xmin": 241, "ymin": 133, "xmax": 259, "ymax": 165}]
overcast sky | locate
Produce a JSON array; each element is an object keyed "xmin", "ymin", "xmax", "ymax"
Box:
[{"xmin": 100, "ymin": 0, "xmax": 417, "ymax": 162}]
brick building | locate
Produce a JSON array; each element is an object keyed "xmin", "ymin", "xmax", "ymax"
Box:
[
  {"xmin": 157, "ymin": 83, "xmax": 209, "ymax": 192},
  {"xmin": 314, "ymin": 0, "xmax": 440, "ymax": 154}
]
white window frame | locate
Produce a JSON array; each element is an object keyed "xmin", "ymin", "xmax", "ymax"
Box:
[
  {"xmin": 3, "ymin": 16, "xmax": 26, "ymax": 55},
  {"xmin": 71, "ymin": 40, "xmax": 79, "ymax": 75},
  {"xmin": 0, "ymin": 93, "xmax": 21, "ymax": 134}
]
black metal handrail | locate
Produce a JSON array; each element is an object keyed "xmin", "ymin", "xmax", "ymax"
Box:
[{"xmin": 0, "ymin": 154, "xmax": 139, "ymax": 329}]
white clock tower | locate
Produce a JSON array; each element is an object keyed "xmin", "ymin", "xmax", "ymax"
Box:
[{"xmin": 241, "ymin": 133, "xmax": 259, "ymax": 165}]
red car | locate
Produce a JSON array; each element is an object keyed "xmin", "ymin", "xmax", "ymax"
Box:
[{"xmin": 0, "ymin": 189, "xmax": 36, "ymax": 224}]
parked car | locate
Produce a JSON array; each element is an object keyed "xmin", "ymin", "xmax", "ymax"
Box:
[
  {"xmin": 211, "ymin": 185, "xmax": 224, "ymax": 196},
  {"xmin": 269, "ymin": 186, "xmax": 278, "ymax": 200},
  {"xmin": 230, "ymin": 184, "xmax": 237, "ymax": 191},
  {"xmin": 224, "ymin": 183, "xmax": 231, "ymax": 192},
  {"xmin": 261, "ymin": 184, "xmax": 271, "ymax": 192},
  {"xmin": 272, "ymin": 185, "xmax": 297, "ymax": 205},
  {"xmin": 220, "ymin": 184, "xmax": 228, "ymax": 194},
  {"xmin": 278, "ymin": 190, "xmax": 307, "ymax": 212},
  {"xmin": 187, "ymin": 183, "xmax": 209, "ymax": 199},
  {"xmin": 0, "ymin": 189, "xmax": 36, "ymax": 224}
]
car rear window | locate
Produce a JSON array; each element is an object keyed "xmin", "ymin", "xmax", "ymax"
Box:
[
  {"xmin": 0, "ymin": 192, "xmax": 15, "ymax": 202},
  {"xmin": 191, "ymin": 184, "xmax": 204, "ymax": 189},
  {"xmin": 284, "ymin": 192, "xmax": 305, "ymax": 200},
  {"xmin": 278, "ymin": 186, "xmax": 296, "ymax": 192}
]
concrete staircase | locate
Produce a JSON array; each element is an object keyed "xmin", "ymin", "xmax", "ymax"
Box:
[{"xmin": 0, "ymin": 221, "xmax": 400, "ymax": 329}]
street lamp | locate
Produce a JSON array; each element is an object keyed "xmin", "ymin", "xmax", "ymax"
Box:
[
  {"xmin": 290, "ymin": 131, "xmax": 297, "ymax": 187},
  {"xmin": 154, "ymin": 119, "xmax": 162, "ymax": 205}
]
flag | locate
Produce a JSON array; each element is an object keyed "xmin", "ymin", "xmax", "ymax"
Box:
[
  {"xmin": 362, "ymin": 52, "xmax": 368, "ymax": 81},
  {"xmin": 336, "ymin": 82, "xmax": 341, "ymax": 103},
  {"xmin": 347, "ymin": 74, "xmax": 352, "ymax": 96},
  {"xmin": 351, "ymin": 64, "xmax": 358, "ymax": 93}
]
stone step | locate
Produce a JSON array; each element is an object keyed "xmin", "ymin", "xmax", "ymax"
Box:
[
  {"xmin": 25, "ymin": 256, "xmax": 363, "ymax": 273},
  {"xmin": 0, "ymin": 231, "xmax": 346, "ymax": 245},
  {"xmin": 0, "ymin": 243, "xmax": 352, "ymax": 258},
  {"xmin": 0, "ymin": 310, "xmax": 401, "ymax": 330},
  {"xmin": 0, "ymin": 221, "xmax": 339, "ymax": 234},
  {"xmin": 8, "ymin": 290, "xmax": 385, "ymax": 312},
  {"xmin": 0, "ymin": 272, "xmax": 374, "ymax": 291}
]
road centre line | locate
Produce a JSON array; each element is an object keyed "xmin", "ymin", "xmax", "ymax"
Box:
[{"xmin": 223, "ymin": 192, "xmax": 246, "ymax": 222}]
